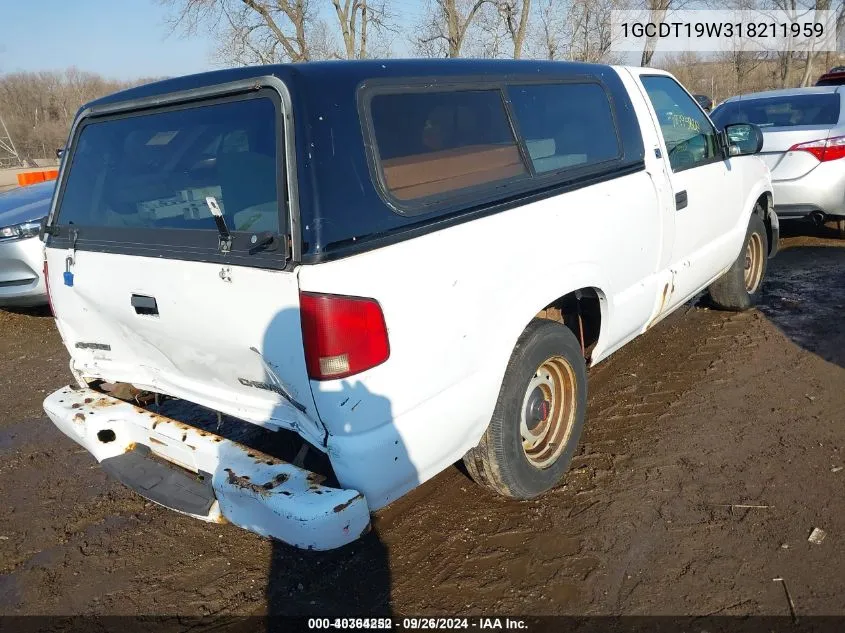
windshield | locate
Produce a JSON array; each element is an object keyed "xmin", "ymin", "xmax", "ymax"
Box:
[
  {"xmin": 711, "ymin": 93, "xmax": 840, "ymax": 129},
  {"xmin": 57, "ymin": 96, "xmax": 280, "ymax": 234}
]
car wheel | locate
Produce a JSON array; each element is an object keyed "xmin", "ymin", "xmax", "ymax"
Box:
[
  {"xmin": 708, "ymin": 211, "xmax": 768, "ymax": 311},
  {"xmin": 463, "ymin": 319, "xmax": 587, "ymax": 499}
]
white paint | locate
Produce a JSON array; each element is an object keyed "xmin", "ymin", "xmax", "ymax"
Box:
[
  {"xmin": 302, "ymin": 68, "xmax": 772, "ymax": 513},
  {"xmin": 43, "ymin": 386, "xmax": 368, "ymax": 550},
  {"xmin": 44, "ymin": 67, "xmax": 773, "ymax": 548},
  {"xmin": 43, "ymin": 252, "xmax": 327, "ymax": 448}
]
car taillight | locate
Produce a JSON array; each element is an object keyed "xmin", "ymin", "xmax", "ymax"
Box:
[
  {"xmin": 299, "ymin": 292, "xmax": 390, "ymax": 380},
  {"xmin": 788, "ymin": 135, "xmax": 845, "ymax": 162}
]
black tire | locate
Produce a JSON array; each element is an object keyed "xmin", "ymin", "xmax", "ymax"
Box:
[
  {"xmin": 463, "ymin": 319, "xmax": 587, "ymax": 499},
  {"xmin": 707, "ymin": 211, "xmax": 768, "ymax": 311}
]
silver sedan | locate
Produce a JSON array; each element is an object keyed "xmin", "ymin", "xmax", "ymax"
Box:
[
  {"xmin": 712, "ymin": 86, "xmax": 845, "ymax": 232},
  {"xmin": 0, "ymin": 180, "xmax": 54, "ymax": 307}
]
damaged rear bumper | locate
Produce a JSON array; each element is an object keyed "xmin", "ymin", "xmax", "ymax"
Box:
[{"xmin": 43, "ymin": 386, "xmax": 370, "ymax": 550}]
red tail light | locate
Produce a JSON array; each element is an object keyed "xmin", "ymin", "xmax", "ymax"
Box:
[
  {"xmin": 299, "ymin": 292, "xmax": 390, "ymax": 380},
  {"xmin": 788, "ymin": 135, "xmax": 845, "ymax": 162}
]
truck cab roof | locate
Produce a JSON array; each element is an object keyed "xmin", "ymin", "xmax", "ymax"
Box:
[
  {"xmin": 86, "ymin": 58, "xmax": 619, "ymax": 110},
  {"xmin": 72, "ymin": 59, "xmax": 644, "ymax": 261}
]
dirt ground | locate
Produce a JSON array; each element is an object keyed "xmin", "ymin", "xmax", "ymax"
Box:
[{"xmin": 2, "ymin": 221, "xmax": 845, "ymax": 619}]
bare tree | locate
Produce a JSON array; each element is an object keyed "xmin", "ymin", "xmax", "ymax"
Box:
[
  {"xmin": 570, "ymin": 0, "xmax": 623, "ymax": 62},
  {"xmin": 496, "ymin": 0, "xmax": 532, "ymax": 58},
  {"xmin": 748, "ymin": 0, "xmax": 820, "ymax": 87},
  {"xmin": 160, "ymin": 0, "xmax": 315, "ymax": 64},
  {"xmin": 728, "ymin": 49, "xmax": 766, "ymax": 91},
  {"xmin": 640, "ymin": 0, "xmax": 672, "ymax": 66},
  {"xmin": 776, "ymin": 0, "xmax": 798, "ymax": 86},
  {"xmin": 527, "ymin": 0, "xmax": 566, "ymax": 59},
  {"xmin": 465, "ymin": 2, "xmax": 511, "ymax": 57},
  {"xmin": 306, "ymin": 17, "xmax": 345, "ymax": 59},
  {"xmin": 525, "ymin": 0, "xmax": 621, "ymax": 63},
  {"xmin": 331, "ymin": 0, "xmax": 394, "ymax": 58},
  {"xmin": 415, "ymin": 0, "xmax": 492, "ymax": 57},
  {"xmin": 162, "ymin": 0, "xmax": 394, "ymax": 64},
  {"xmin": 0, "ymin": 69, "xmax": 154, "ymax": 162},
  {"xmin": 798, "ymin": 0, "xmax": 832, "ymax": 86}
]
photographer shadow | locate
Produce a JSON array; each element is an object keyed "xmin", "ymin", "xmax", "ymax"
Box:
[{"xmin": 256, "ymin": 307, "xmax": 405, "ymax": 626}]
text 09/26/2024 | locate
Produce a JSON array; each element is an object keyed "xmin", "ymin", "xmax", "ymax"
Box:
[{"xmin": 306, "ymin": 618, "xmax": 530, "ymax": 630}]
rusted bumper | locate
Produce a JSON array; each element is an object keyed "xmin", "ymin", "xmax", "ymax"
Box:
[{"xmin": 43, "ymin": 386, "xmax": 370, "ymax": 550}]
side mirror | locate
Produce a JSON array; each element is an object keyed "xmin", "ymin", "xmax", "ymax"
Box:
[
  {"xmin": 56, "ymin": 148, "xmax": 64, "ymax": 160},
  {"xmin": 724, "ymin": 123, "xmax": 764, "ymax": 156}
]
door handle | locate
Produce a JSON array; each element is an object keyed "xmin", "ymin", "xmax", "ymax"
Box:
[
  {"xmin": 131, "ymin": 294, "xmax": 159, "ymax": 316},
  {"xmin": 675, "ymin": 190, "xmax": 688, "ymax": 210}
]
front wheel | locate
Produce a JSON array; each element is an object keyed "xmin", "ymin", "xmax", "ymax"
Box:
[
  {"xmin": 463, "ymin": 319, "xmax": 587, "ymax": 499},
  {"xmin": 708, "ymin": 211, "xmax": 768, "ymax": 311}
]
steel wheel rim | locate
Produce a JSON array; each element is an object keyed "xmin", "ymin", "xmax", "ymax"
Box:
[
  {"xmin": 520, "ymin": 355, "xmax": 577, "ymax": 469},
  {"xmin": 744, "ymin": 232, "xmax": 764, "ymax": 293}
]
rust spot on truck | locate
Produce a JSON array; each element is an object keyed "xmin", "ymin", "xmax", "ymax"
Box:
[
  {"xmin": 658, "ymin": 282, "xmax": 670, "ymax": 313},
  {"xmin": 73, "ymin": 412, "xmax": 85, "ymax": 424},
  {"xmin": 306, "ymin": 472, "xmax": 326, "ymax": 486},
  {"xmin": 646, "ymin": 282, "xmax": 674, "ymax": 330},
  {"xmin": 226, "ymin": 469, "xmax": 268, "ymax": 496},
  {"xmin": 333, "ymin": 493, "xmax": 364, "ymax": 514},
  {"xmin": 270, "ymin": 473, "xmax": 290, "ymax": 486},
  {"xmin": 225, "ymin": 469, "xmax": 290, "ymax": 497}
]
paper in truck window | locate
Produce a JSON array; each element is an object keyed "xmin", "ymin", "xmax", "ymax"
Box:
[{"xmin": 146, "ymin": 131, "xmax": 179, "ymax": 146}]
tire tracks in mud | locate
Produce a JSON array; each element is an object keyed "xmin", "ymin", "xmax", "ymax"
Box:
[
  {"xmin": 0, "ymin": 304, "xmax": 772, "ymax": 616},
  {"xmin": 3, "ymin": 236, "xmax": 845, "ymax": 616},
  {"xmin": 0, "ymin": 301, "xmax": 764, "ymax": 616},
  {"xmin": 376, "ymin": 305, "xmax": 769, "ymax": 614}
]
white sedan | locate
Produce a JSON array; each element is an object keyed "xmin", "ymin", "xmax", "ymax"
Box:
[{"xmin": 0, "ymin": 180, "xmax": 54, "ymax": 307}]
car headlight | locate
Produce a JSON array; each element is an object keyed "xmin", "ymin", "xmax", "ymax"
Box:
[{"xmin": 0, "ymin": 219, "xmax": 43, "ymax": 241}]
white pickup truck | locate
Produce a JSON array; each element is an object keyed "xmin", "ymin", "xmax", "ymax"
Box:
[{"xmin": 40, "ymin": 60, "xmax": 776, "ymax": 550}]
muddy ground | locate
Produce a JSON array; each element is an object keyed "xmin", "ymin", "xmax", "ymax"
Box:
[{"xmin": 1, "ymin": 222, "xmax": 845, "ymax": 619}]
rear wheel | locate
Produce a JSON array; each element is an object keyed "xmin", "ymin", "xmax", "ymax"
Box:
[
  {"xmin": 464, "ymin": 319, "xmax": 586, "ymax": 499},
  {"xmin": 708, "ymin": 211, "xmax": 768, "ymax": 311}
]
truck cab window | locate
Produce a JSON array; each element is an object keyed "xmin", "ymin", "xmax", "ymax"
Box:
[
  {"xmin": 369, "ymin": 89, "xmax": 527, "ymax": 204},
  {"xmin": 508, "ymin": 82, "xmax": 620, "ymax": 174},
  {"xmin": 57, "ymin": 96, "xmax": 280, "ymax": 235},
  {"xmin": 641, "ymin": 75, "xmax": 719, "ymax": 172}
]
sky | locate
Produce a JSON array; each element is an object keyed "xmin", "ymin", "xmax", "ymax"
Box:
[
  {"xmin": 0, "ymin": 0, "xmax": 217, "ymax": 79},
  {"xmin": 0, "ymin": 0, "xmax": 427, "ymax": 80}
]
